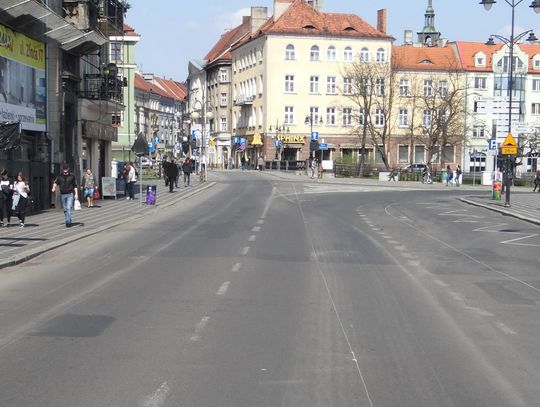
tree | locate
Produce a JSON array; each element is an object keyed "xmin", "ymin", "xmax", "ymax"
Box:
[{"xmin": 341, "ymin": 59, "xmax": 398, "ymax": 172}]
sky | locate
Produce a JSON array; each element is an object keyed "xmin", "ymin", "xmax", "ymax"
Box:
[{"xmin": 125, "ymin": 0, "xmax": 540, "ymax": 81}]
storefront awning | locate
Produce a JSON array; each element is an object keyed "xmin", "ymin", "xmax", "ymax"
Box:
[{"xmin": 0, "ymin": 0, "xmax": 107, "ymax": 54}]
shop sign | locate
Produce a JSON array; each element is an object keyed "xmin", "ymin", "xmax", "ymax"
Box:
[{"xmin": 276, "ymin": 134, "xmax": 305, "ymax": 144}]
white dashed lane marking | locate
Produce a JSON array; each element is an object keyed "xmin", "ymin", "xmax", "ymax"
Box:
[
  {"xmin": 190, "ymin": 316, "xmax": 210, "ymax": 342},
  {"xmin": 252, "ymin": 226, "xmax": 261, "ymax": 232},
  {"xmin": 143, "ymin": 382, "xmax": 170, "ymax": 407},
  {"xmin": 231, "ymin": 262, "xmax": 241, "ymax": 273},
  {"xmin": 216, "ymin": 281, "xmax": 231, "ymax": 296},
  {"xmin": 248, "ymin": 235, "xmax": 257, "ymax": 242},
  {"xmin": 241, "ymin": 246, "xmax": 250, "ymax": 256}
]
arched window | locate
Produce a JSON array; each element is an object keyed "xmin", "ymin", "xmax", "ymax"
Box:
[
  {"xmin": 360, "ymin": 47, "xmax": 370, "ymax": 63},
  {"xmin": 285, "ymin": 44, "xmax": 295, "ymax": 60},
  {"xmin": 344, "ymin": 46, "xmax": 353, "ymax": 62},
  {"xmin": 327, "ymin": 46, "xmax": 336, "ymax": 61},
  {"xmin": 376, "ymin": 48, "xmax": 386, "ymax": 63},
  {"xmin": 310, "ymin": 45, "xmax": 320, "ymax": 61}
]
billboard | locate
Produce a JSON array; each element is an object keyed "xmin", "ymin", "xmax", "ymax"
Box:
[{"xmin": 0, "ymin": 23, "xmax": 46, "ymax": 131}]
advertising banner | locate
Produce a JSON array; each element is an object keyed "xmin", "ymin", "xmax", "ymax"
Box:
[{"xmin": 0, "ymin": 23, "xmax": 46, "ymax": 131}]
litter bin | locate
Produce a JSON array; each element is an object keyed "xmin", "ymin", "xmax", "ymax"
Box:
[
  {"xmin": 146, "ymin": 185, "xmax": 157, "ymax": 205},
  {"xmin": 492, "ymin": 181, "xmax": 502, "ymax": 200},
  {"xmin": 440, "ymin": 169, "xmax": 446, "ymax": 183}
]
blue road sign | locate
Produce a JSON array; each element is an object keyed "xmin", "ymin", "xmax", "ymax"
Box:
[
  {"xmin": 311, "ymin": 131, "xmax": 319, "ymax": 141},
  {"xmin": 488, "ymin": 138, "xmax": 497, "ymax": 150},
  {"xmin": 240, "ymin": 138, "xmax": 247, "ymax": 145},
  {"xmin": 319, "ymin": 143, "xmax": 328, "ymax": 150},
  {"xmin": 233, "ymin": 136, "xmax": 240, "ymax": 144},
  {"xmin": 275, "ymin": 140, "xmax": 281, "ymax": 148}
]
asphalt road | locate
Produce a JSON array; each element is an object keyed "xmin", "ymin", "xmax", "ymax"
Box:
[{"xmin": 0, "ymin": 171, "xmax": 539, "ymax": 407}]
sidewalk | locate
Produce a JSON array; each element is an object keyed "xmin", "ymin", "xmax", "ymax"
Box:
[{"xmin": 0, "ymin": 178, "xmax": 215, "ymax": 270}]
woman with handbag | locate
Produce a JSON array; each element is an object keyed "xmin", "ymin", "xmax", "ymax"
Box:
[
  {"xmin": 12, "ymin": 172, "xmax": 29, "ymax": 228},
  {"xmin": 81, "ymin": 168, "xmax": 97, "ymax": 208}
]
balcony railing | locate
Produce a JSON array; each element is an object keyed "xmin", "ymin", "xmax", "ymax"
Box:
[
  {"xmin": 234, "ymin": 95, "xmax": 254, "ymax": 106},
  {"xmin": 81, "ymin": 74, "xmax": 124, "ymax": 103}
]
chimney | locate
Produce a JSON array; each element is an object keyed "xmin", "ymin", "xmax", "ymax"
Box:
[
  {"xmin": 250, "ymin": 6, "xmax": 268, "ymax": 33},
  {"xmin": 404, "ymin": 30, "xmax": 413, "ymax": 45},
  {"xmin": 242, "ymin": 16, "xmax": 250, "ymax": 27},
  {"xmin": 274, "ymin": 0, "xmax": 294, "ymax": 21},
  {"xmin": 438, "ymin": 38, "xmax": 448, "ymax": 47},
  {"xmin": 377, "ymin": 9, "xmax": 387, "ymax": 34}
]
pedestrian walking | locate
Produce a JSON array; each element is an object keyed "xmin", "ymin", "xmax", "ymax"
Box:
[
  {"xmin": 241, "ymin": 156, "xmax": 246, "ymax": 171},
  {"xmin": 310, "ymin": 157, "xmax": 317, "ymax": 178},
  {"xmin": 455, "ymin": 165, "xmax": 462, "ymax": 187},
  {"xmin": 446, "ymin": 165, "xmax": 453, "ymax": 186},
  {"xmin": 163, "ymin": 157, "xmax": 178, "ymax": 192},
  {"xmin": 257, "ymin": 155, "xmax": 264, "ymax": 171},
  {"xmin": 174, "ymin": 159, "xmax": 180, "ymax": 188},
  {"xmin": 0, "ymin": 169, "xmax": 13, "ymax": 227},
  {"xmin": 52, "ymin": 166, "xmax": 78, "ymax": 228},
  {"xmin": 12, "ymin": 172, "xmax": 30, "ymax": 228},
  {"xmin": 81, "ymin": 168, "xmax": 97, "ymax": 207},
  {"xmin": 533, "ymin": 170, "xmax": 540, "ymax": 192},
  {"xmin": 182, "ymin": 157, "xmax": 191, "ymax": 187},
  {"xmin": 126, "ymin": 162, "xmax": 137, "ymax": 200}
]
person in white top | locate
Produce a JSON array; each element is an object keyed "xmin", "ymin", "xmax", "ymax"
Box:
[
  {"xmin": 12, "ymin": 172, "xmax": 29, "ymax": 228},
  {"xmin": 126, "ymin": 162, "xmax": 137, "ymax": 200}
]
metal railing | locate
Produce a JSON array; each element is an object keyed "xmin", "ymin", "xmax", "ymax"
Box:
[{"xmin": 81, "ymin": 75, "xmax": 124, "ymax": 103}]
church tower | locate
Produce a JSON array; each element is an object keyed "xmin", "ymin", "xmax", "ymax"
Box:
[{"xmin": 417, "ymin": 0, "xmax": 441, "ymax": 45}]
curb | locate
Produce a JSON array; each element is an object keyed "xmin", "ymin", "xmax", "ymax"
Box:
[
  {"xmin": 459, "ymin": 196, "xmax": 540, "ymax": 226},
  {"xmin": 0, "ymin": 182, "xmax": 216, "ymax": 271}
]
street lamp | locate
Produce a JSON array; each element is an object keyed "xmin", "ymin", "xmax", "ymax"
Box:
[
  {"xmin": 269, "ymin": 121, "xmax": 289, "ymax": 161},
  {"xmin": 190, "ymin": 102, "xmax": 214, "ymax": 182},
  {"xmin": 480, "ymin": 0, "xmax": 539, "ymax": 207},
  {"xmin": 305, "ymin": 112, "xmax": 323, "ymax": 161}
]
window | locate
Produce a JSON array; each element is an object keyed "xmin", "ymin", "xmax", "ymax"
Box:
[
  {"xmin": 423, "ymin": 109, "xmax": 432, "ymax": 128},
  {"xmin": 399, "ymin": 145, "xmax": 409, "ymax": 163},
  {"xmin": 310, "ymin": 45, "xmax": 320, "ymax": 61},
  {"xmin": 375, "ymin": 108, "xmax": 385, "ymax": 127},
  {"xmin": 112, "ymin": 114, "xmax": 121, "ymax": 127},
  {"xmin": 359, "ymin": 77, "xmax": 368, "ymax": 96},
  {"xmin": 375, "ymin": 78, "xmax": 385, "ymax": 96},
  {"xmin": 327, "ymin": 76, "xmax": 337, "ymax": 94},
  {"xmin": 532, "ymin": 103, "xmax": 540, "ymax": 115},
  {"xmin": 474, "ymin": 77, "xmax": 487, "ymax": 90},
  {"xmin": 326, "ymin": 107, "xmax": 336, "ymax": 125},
  {"xmin": 284, "ymin": 106, "xmax": 294, "ymax": 124},
  {"xmin": 259, "ymin": 74, "xmax": 264, "ymax": 94},
  {"xmin": 476, "ymin": 57, "xmax": 485, "ymax": 67},
  {"xmin": 375, "ymin": 146, "xmax": 384, "ymax": 163},
  {"xmin": 496, "ymin": 56, "xmax": 525, "ymax": 73},
  {"xmin": 327, "ymin": 46, "xmax": 336, "ymax": 61},
  {"xmin": 442, "ymin": 146, "xmax": 455, "ymax": 163},
  {"xmin": 414, "ymin": 145, "xmax": 425, "ymax": 163},
  {"xmin": 359, "ymin": 108, "xmax": 366, "ymax": 125},
  {"xmin": 398, "ymin": 108, "xmax": 409, "ymax": 127},
  {"xmin": 285, "ymin": 44, "xmax": 295, "ymax": 60},
  {"xmin": 439, "ymin": 80, "xmax": 448, "ymax": 97},
  {"xmin": 376, "ymin": 48, "xmax": 386, "ymax": 63},
  {"xmin": 220, "ymin": 93, "xmax": 227, "ymax": 106},
  {"xmin": 309, "ymin": 75, "xmax": 319, "ymax": 93},
  {"xmin": 360, "ymin": 47, "xmax": 370, "ymax": 63},
  {"xmin": 343, "ymin": 77, "xmax": 353, "ymax": 94},
  {"xmin": 110, "ymin": 42, "xmax": 122, "ymax": 61},
  {"xmin": 343, "ymin": 108, "xmax": 352, "ymax": 126},
  {"xmin": 424, "ymin": 80, "xmax": 434, "ymax": 97},
  {"xmin": 309, "ymin": 107, "xmax": 320, "ymax": 124},
  {"xmin": 285, "ymin": 75, "xmax": 295, "ymax": 92},
  {"xmin": 535, "ymin": 59, "xmax": 540, "ymax": 69},
  {"xmin": 220, "ymin": 117, "xmax": 227, "ymax": 132},
  {"xmin": 219, "ymin": 69, "xmax": 228, "ymax": 83},
  {"xmin": 344, "ymin": 46, "xmax": 353, "ymax": 62},
  {"xmin": 400, "ymin": 79, "xmax": 410, "ymax": 96},
  {"xmin": 473, "ymin": 126, "xmax": 485, "ymax": 138},
  {"xmin": 533, "ymin": 79, "xmax": 540, "ymax": 91}
]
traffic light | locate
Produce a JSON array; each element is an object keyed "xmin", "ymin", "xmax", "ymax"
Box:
[
  {"xmin": 191, "ymin": 138, "xmax": 197, "ymax": 150},
  {"xmin": 182, "ymin": 142, "xmax": 189, "ymax": 154},
  {"xmin": 310, "ymin": 140, "xmax": 319, "ymax": 152}
]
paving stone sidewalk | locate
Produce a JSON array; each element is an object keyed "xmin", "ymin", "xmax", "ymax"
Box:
[{"xmin": 0, "ymin": 179, "xmax": 215, "ymax": 270}]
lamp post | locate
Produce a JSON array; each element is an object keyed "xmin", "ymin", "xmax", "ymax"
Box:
[
  {"xmin": 190, "ymin": 101, "xmax": 214, "ymax": 182},
  {"xmin": 269, "ymin": 121, "xmax": 290, "ymax": 162},
  {"xmin": 480, "ymin": 0, "xmax": 540, "ymax": 207},
  {"xmin": 305, "ymin": 112, "xmax": 323, "ymax": 162}
]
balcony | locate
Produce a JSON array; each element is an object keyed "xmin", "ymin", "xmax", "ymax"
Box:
[
  {"xmin": 234, "ymin": 95, "xmax": 254, "ymax": 106},
  {"xmin": 80, "ymin": 74, "xmax": 125, "ymax": 114}
]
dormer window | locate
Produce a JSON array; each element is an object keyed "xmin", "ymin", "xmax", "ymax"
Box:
[
  {"xmin": 474, "ymin": 52, "xmax": 486, "ymax": 67},
  {"xmin": 303, "ymin": 24, "xmax": 316, "ymax": 30},
  {"xmin": 344, "ymin": 26, "xmax": 356, "ymax": 32},
  {"xmin": 420, "ymin": 59, "xmax": 433, "ymax": 64},
  {"xmin": 533, "ymin": 55, "xmax": 540, "ymax": 69}
]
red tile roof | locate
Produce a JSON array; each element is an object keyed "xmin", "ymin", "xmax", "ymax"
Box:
[
  {"xmin": 135, "ymin": 73, "xmax": 184, "ymax": 100},
  {"xmin": 123, "ymin": 23, "xmax": 140, "ymax": 36},
  {"xmin": 205, "ymin": 18, "xmax": 251, "ymax": 63},
  {"xmin": 236, "ymin": 0, "xmax": 392, "ymax": 48},
  {"xmin": 393, "ymin": 45, "xmax": 461, "ymax": 72},
  {"xmin": 454, "ymin": 41, "xmax": 540, "ymax": 72},
  {"xmin": 154, "ymin": 77, "xmax": 187, "ymax": 100}
]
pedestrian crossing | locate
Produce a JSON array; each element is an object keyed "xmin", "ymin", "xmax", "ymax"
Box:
[{"xmin": 302, "ymin": 183, "xmax": 424, "ymax": 194}]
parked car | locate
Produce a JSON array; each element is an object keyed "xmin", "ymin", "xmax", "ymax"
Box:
[{"xmin": 401, "ymin": 163, "xmax": 427, "ymax": 173}]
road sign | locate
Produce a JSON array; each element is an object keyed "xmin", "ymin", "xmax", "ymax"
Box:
[
  {"xmin": 501, "ymin": 133, "xmax": 518, "ymax": 155},
  {"xmin": 191, "ymin": 130, "xmax": 201, "ymax": 139},
  {"xmin": 319, "ymin": 143, "xmax": 328, "ymax": 150},
  {"xmin": 311, "ymin": 131, "xmax": 319, "ymax": 141},
  {"xmin": 512, "ymin": 122, "xmax": 534, "ymax": 134},
  {"xmin": 488, "ymin": 139, "xmax": 497, "ymax": 150}
]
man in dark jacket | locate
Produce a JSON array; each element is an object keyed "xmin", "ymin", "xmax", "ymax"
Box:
[
  {"xmin": 182, "ymin": 158, "xmax": 191, "ymax": 187},
  {"xmin": 163, "ymin": 158, "xmax": 178, "ymax": 192},
  {"xmin": 52, "ymin": 166, "xmax": 78, "ymax": 227}
]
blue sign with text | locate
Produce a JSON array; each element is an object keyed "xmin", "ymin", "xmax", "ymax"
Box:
[{"xmin": 319, "ymin": 143, "xmax": 328, "ymax": 150}]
